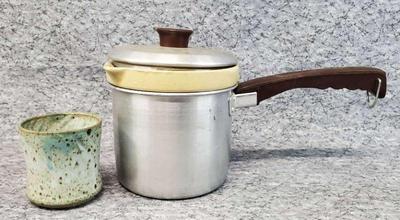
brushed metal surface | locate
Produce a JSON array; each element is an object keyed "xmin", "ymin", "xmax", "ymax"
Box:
[
  {"xmin": 109, "ymin": 44, "xmax": 237, "ymax": 68},
  {"xmin": 112, "ymin": 87, "xmax": 232, "ymax": 199}
]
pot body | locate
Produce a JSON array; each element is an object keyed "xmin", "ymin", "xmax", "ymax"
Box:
[{"xmin": 112, "ymin": 87, "xmax": 232, "ymax": 199}]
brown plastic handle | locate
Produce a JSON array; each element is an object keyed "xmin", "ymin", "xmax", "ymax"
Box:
[
  {"xmin": 234, "ymin": 67, "xmax": 387, "ymax": 104},
  {"xmin": 156, "ymin": 27, "xmax": 193, "ymax": 48}
]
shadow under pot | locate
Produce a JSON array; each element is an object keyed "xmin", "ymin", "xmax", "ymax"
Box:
[
  {"xmin": 104, "ymin": 27, "xmax": 387, "ymax": 199},
  {"xmin": 18, "ymin": 112, "xmax": 102, "ymax": 208}
]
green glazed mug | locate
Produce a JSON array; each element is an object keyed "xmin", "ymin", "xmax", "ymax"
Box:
[{"xmin": 18, "ymin": 112, "xmax": 102, "ymax": 208}]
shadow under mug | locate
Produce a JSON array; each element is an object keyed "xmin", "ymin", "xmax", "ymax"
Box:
[{"xmin": 18, "ymin": 112, "xmax": 102, "ymax": 209}]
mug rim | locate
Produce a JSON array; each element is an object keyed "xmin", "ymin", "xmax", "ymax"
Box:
[{"xmin": 18, "ymin": 112, "xmax": 102, "ymax": 135}]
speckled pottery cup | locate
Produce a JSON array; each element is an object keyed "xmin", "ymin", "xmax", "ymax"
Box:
[{"xmin": 18, "ymin": 112, "xmax": 102, "ymax": 208}]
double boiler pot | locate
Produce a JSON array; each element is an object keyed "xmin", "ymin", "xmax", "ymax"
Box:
[{"xmin": 104, "ymin": 28, "xmax": 386, "ymax": 199}]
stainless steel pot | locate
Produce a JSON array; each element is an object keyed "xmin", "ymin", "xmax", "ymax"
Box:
[
  {"xmin": 106, "ymin": 28, "xmax": 387, "ymax": 199},
  {"xmin": 112, "ymin": 87, "xmax": 234, "ymax": 199}
]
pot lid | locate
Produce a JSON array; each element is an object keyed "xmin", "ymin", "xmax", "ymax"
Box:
[{"xmin": 108, "ymin": 28, "xmax": 238, "ymax": 68}]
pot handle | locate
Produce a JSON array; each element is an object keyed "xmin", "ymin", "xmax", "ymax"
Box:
[{"xmin": 233, "ymin": 67, "xmax": 386, "ymax": 108}]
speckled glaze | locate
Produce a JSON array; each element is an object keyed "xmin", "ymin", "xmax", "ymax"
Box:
[{"xmin": 18, "ymin": 113, "xmax": 102, "ymax": 209}]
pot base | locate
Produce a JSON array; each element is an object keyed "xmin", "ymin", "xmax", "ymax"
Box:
[{"xmin": 118, "ymin": 178, "xmax": 226, "ymax": 200}]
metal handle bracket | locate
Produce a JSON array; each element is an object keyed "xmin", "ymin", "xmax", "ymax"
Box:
[{"xmin": 230, "ymin": 92, "xmax": 258, "ymax": 115}]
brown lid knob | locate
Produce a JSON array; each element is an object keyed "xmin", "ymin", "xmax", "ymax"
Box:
[{"xmin": 156, "ymin": 27, "xmax": 193, "ymax": 48}]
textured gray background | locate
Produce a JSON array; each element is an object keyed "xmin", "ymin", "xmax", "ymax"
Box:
[{"xmin": 1, "ymin": 0, "xmax": 400, "ymax": 219}]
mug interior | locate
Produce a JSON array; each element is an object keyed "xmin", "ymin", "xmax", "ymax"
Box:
[{"xmin": 20, "ymin": 113, "xmax": 101, "ymax": 134}]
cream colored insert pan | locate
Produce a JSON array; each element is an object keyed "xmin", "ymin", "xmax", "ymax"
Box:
[{"xmin": 104, "ymin": 61, "xmax": 239, "ymax": 92}]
